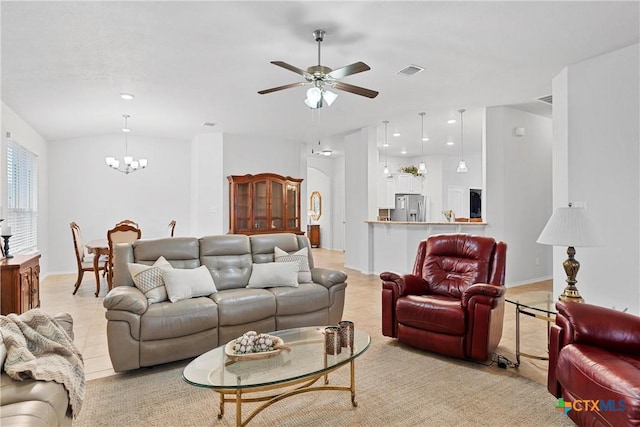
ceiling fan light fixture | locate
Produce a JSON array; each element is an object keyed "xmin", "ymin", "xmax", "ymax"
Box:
[{"xmin": 323, "ymin": 89, "xmax": 338, "ymax": 106}]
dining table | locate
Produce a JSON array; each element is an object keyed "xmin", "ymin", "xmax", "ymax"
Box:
[{"xmin": 85, "ymin": 239, "xmax": 108, "ymax": 297}]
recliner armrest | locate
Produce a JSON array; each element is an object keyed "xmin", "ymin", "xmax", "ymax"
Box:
[
  {"xmin": 381, "ymin": 272, "xmax": 427, "ymax": 296},
  {"xmin": 311, "ymin": 267, "xmax": 347, "ymax": 289},
  {"xmin": 103, "ymin": 286, "xmax": 148, "ymax": 314},
  {"xmin": 556, "ymin": 301, "xmax": 640, "ymax": 354},
  {"xmin": 461, "ymin": 283, "xmax": 505, "ymax": 307}
]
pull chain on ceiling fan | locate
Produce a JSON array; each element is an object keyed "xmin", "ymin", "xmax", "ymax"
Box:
[{"xmin": 258, "ymin": 29, "xmax": 379, "ymax": 108}]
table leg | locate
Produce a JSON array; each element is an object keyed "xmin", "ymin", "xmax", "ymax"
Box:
[
  {"xmin": 350, "ymin": 359, "xmax": 358, "ymax": 407},
  {"xmin": 93, "ymin": 253, "xmax": 101, "ymax": 297},
  {"xmin": 515, "ymin": 303, "xmax": 521, "ymax": 367},
  {"xmin": 235, "ymin": 389, "xmax": 242, "ymax": 427}
]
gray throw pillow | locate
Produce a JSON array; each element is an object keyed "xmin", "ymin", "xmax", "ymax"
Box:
[{"xmin": 274, "ymin": 246, "xmax": 312, "ymax": 283}]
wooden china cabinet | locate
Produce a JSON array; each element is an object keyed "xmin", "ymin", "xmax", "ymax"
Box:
[{"xmin": 228, "ymin": 173, "xmax": 303, "ymax": 235}]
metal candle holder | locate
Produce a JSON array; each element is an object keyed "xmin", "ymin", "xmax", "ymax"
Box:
[{"xmin": 2, "ymin": 234, "xmax": 13, "ymax": 259}]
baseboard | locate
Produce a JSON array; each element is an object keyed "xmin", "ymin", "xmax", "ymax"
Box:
[{"xmin": 506, "ymin": 276, "xmax": 552, "ymax": 288}]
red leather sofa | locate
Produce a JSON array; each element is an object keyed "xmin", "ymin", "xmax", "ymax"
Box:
[
  {"xmin": 548, "ymin": 301, "xmax": 640, "ymax": 426},
  {"xmin": 381, "ymin": 234, "xmax": 507, "ymax": 362}
]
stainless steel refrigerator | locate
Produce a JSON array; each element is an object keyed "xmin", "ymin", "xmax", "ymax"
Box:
[{"xmin": 391, "ymin": 194, "xmax": 425, "ymax": 222}]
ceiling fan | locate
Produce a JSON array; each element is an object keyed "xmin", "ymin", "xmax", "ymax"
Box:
[{"xmin": 258, "ymin": 29, "xmax": 379, "ymax": 108}]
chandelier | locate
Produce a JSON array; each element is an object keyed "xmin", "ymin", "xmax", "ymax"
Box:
[{"xmin": 105, "ymin": 114, "xmax": 148, "ymax": 174}]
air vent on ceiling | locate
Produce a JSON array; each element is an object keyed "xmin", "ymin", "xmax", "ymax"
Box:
[
  {"xmin": 396, "ymin": 64, "xmax": 425, "ymax": 76},
  {"xmin": 537, "ymin": 94, "xmax": 553, "ymax": 105},
  {"xmin": 202, "ymin": 122, "xmax": 216, "ymax": 127}
]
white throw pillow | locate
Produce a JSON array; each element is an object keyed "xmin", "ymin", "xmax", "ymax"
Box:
[
  {"xmin": 128, "ymin": 256, "xmax": 173, "ymax": 303},
  {"xmin": 161, "ymin": 265, "xmax": 218, "ymax": 303},
  {"xmin": 274, "ymin": 246, "xmax": 312, "ymax": 283},
  {"xmin": 247, "ymin": 262, "xmax": 299, "ymax": 288}
]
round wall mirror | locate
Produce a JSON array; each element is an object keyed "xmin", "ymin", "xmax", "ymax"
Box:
[{"xmin": 310, "ymin": 191, "xmax": 322, "ymax": 221}]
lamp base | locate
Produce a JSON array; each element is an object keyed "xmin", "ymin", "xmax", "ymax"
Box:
[
  {"xmin": 558, "ymin": 246, "xmax": 584, "ymax": 303},
  {"xmin": 558, "ymin": 286, "xmax": 584, "ymax": 303}
]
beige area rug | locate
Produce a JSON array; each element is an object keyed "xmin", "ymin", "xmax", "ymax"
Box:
[{"xmin": 75, "ymin": 334, "xmax": 574, "ymax": 427}]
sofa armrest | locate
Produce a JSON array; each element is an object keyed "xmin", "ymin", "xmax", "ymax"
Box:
[
  {"xmin": 461, "ymin": 283, "xmax": 505, "ymax": 308},
  {"xmin": 103, "ymin": 286, "xmax": 148, "ymax": 315},
  {"xmin": 311, "ymin": 267, "xmax": 347, "ymax": 289},
  {"xmin": 53, "ymin": 313, "xmax": 74, "ymax": 340},
  {"xmin": 556, "ymin": 301, "xmax": 640, "ymax": 354}
]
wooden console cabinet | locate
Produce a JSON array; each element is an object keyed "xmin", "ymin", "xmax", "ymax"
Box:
[
  {"xmin": 1, "ymin": 254, "xmax": 41, "ymax": 315},
  {"xmin": 228, "ymin": 173, "xmax": 303, "ymax": 235},
  {"xmin": 307, "ymin": 224, "xmax": 320, "ymax": 248}
]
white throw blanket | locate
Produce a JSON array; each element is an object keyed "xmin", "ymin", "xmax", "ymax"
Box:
[{"xmin": 0, "ymin": 309, "xmax": 85, "ymax": 418}]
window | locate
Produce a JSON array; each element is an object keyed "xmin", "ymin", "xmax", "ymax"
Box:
[{"xmin": 6, "ymin": 138, "xmax": 38, "ymax": 254}]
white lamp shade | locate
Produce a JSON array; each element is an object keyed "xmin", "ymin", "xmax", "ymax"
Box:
[
  {"xmin": 323, "ymin": 90, "xmax": 338, "ymax": 106},
  {"xmin": 418, "ymin": 161, "xmax": 427, "ymax": 173},
  {"xmin": 306, "ymin": 87, "xmax": 321, "ymax": 103},
  {"xmin": 537, "ymin": 206, "xmax": 602, "ymax": 247},
  {"xmin": 139, "ymin": 158, "xmax": 148, "ymax": 168},
  {"xmin": 456, "ymin": 160, "xmax": 468, "ymax": 173}
]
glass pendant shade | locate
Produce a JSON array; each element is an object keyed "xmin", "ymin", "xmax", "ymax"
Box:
[
  {"xmin": 456, "ymin": 160, "xmax": 468, "ymax": 173},
  {"xmin": 457, "ymin": 109, "xmax": 468, "ymax": 173},
  {"xmin": 418, "ymin": 161, "xmax": 427, "ymax": 173}
]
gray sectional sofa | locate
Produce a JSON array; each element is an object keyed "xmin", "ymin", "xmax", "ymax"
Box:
[{"xmin": 103, "ymin": 233, "xmax": 347, "ymax": 372}]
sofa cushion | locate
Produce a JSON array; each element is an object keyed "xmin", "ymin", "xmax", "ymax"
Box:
[
  {"xmin": 247, "ymin": 262, "xmax": 298, "ymax": 288},
  {"xmin": 250, "ymin": 233, "xmax": 300, "ymax": 264},
  {"xmin": 133, "ymin": 237, "xmax": 201, "ymax": 269},
  {"xmin": 161, "ymin": 266, "xmax": 217, "ymax": 303},
  {"xmin": 212, "ymin": 289, "xmax": 276, "ymax": 326},
  {"xmin": 128, "ymin": 256, "xmax": 172, "ymax": 304},
  {"xmin": 1, "ymin": 374, "xmax": 70, "ymax": 426},
  {"xmin": 269, "ymin": 283, "xmax": 329, "ymax": 315},
  {"xmin": 139, "ymin": 297, "xmax": 218, "ymax": 341},
  {"xmin": 275, "ymin": 246, "xmax": 312, "ymax": 283},
  {"xmin": 200, "ymin": 235, "xmax": 252, "ymax": 291}
]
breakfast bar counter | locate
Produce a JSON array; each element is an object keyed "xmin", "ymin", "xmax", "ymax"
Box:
[{"xmin": 365, "ymin": 220, "xmax": 487, "ymax": 275}]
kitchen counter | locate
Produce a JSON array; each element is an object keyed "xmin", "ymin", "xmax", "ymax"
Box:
[{"xmin": 365, "ymin": 220, "xmax": 488, "ymax": 275}]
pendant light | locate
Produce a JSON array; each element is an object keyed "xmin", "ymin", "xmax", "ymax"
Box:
[
  {"xmin": 382, "ymin": 120, "xmax": 390, "ymax": 175},
  {"xmin": 418, "ymin": 112, "xmax": 427, "ymax": 174},
  {"xmin": 456, "ymin": 109, "xmax": 468, "ymax": 173}
]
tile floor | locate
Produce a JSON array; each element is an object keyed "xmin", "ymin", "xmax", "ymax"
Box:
[{"xmin": 39, "ymin": 248, "xmax": 552, "ymax": 383}]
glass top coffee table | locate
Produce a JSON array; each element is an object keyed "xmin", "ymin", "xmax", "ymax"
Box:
[
  {"xmin": 183, "ymin": 326, "xmax": 371, "ymax": 426},
  {"xmin": 505, "ymin": 291, "xmax": 557, "ymax": 367}
]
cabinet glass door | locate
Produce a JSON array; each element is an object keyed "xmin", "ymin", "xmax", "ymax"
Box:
[
  {"xmin": 271, "ymin": 181, "xmax": 283, "ymax": 230},
  {"xmin": 253, "ymin": 181, "xmax": 268, "ymax": 231},
  {"xmin": 286, "ymin": 184, "xmax": 299, "ymax": 229},
  {"xmin": 236, "ymin": 183, "xmax": 251, "ymax": 231}
]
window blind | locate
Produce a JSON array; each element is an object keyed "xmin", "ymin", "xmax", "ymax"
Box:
[{"xmin": 6, "ymin": 138, "xmax": 38, "ymax": 254}]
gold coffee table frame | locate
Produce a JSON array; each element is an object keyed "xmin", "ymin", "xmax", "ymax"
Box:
[
  {"xmin": 506, "ymin": 291, "xmax": 556, "ymax": 367},
  {"xmin": 182, "ymin": 327, "xmax": 370, "ymax": 427}
]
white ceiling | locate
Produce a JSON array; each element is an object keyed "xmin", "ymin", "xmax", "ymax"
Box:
[{"xmin": 1, "ymin": 1, "xmax": 638, "ymax": 158}]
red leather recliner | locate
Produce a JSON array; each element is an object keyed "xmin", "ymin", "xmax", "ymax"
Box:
[
  {"xmin": 548, "ymin": 301, "xmax": 640, "ymax": 426},
  {"xmin": 381, "ymin": 233, "xmax": 507, "ymax": 362}
]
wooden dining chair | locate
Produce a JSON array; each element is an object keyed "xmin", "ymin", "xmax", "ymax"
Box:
[
  {"xmin": 116, "ymin": 219, "xmax": 139, "ymax": 228},
  {"xmin": 70, "ymin": 221, "xmax": 107, "ymax": 295},
  {"xmin": 168, "ymin": 220, "xmax": 176, "ymax": 237},
  {"xmin": 107, "ymin": 223, "xmax": 141, "ymax": 290}
]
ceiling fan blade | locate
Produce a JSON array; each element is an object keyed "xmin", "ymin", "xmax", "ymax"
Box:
[
  {"xmin": 327, "ymin": 62, "xmax": 371, "ymax": 80},
  {"xmin": 258, "ymin": 82, "xmax": 305, "ymax": 95},
  {"xmin": 271, "ymin": 61, "xmax": 311, "ymax": 78},
  {"xmin": 333, "ymin": 82, "xmax": 379, "ymax": 99}
]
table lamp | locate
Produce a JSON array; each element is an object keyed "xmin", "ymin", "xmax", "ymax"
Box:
[{"xmin": 536, "ymin": 203, "xmax": 601, "ymax": 303}]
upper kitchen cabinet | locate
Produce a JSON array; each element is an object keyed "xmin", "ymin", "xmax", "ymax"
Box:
[{"xmin": 396, "ymin": 173, "xmax": 423, "ymax": 194}]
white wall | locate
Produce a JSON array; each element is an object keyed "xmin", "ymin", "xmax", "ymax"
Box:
[
  {"xmin": 344, "ymin": 127, "xmax": 375, "ymax": 272},
  {"xmin": 47, "ymin": 134, "xmax": 191, "ymax": 274},
  {"xmin": 191, "ymin": 133, "xmax": 224, "ymax": 237},
  {"xmin": 485, "ymin": 106, "xmax": 553, "ymax": 286},
  {"xmin": 553, "ymin": 43, "xmax": 640, "ymax": 314},
  {"xmin": 1, "ymin": 103, "xmax": 49, "ymax": 271},
  {"xmin": 222, "ymin": 134, "xmax": 307, "ymax": 233}
]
